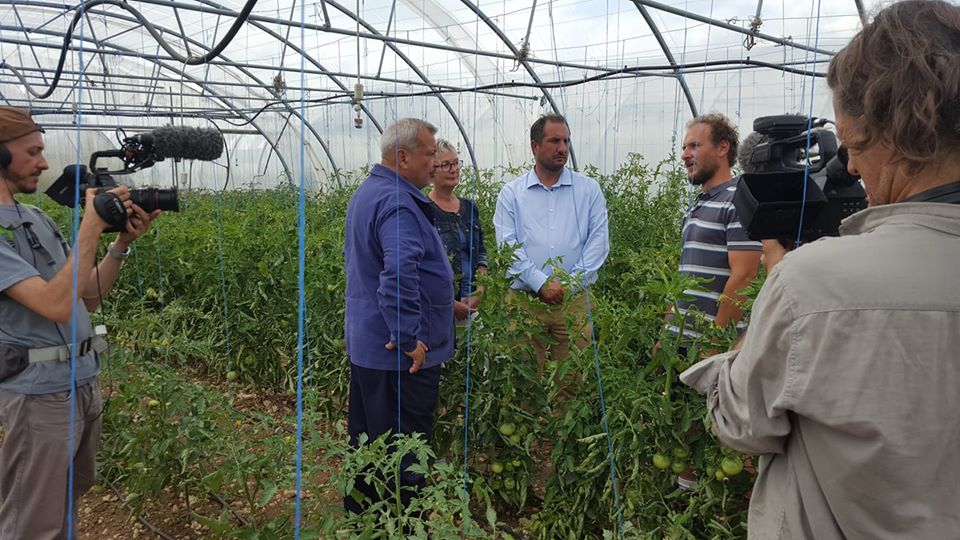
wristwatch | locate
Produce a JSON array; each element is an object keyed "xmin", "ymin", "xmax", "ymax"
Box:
[{"xmin": 107, "ymin": 242, "xmax": 130, "ymax": 261}]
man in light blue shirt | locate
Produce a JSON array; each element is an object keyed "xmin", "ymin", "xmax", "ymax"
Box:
[{"xmin": 494, "ymin": 114, "xmax": 609, "ymax": 389}]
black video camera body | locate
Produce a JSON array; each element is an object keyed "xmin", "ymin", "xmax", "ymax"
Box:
[
  {"xmin": 43, "ymin": 125, "xmax": 224, "ymax": 232},
  {"xmin": 733, "ymin": 114, "xmax": 868, "ymax": 243},
  {"xmin": 45, "ymin": 165, "xmax": 178, "ymax": 233}
]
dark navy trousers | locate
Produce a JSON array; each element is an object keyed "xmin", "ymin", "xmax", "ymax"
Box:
[{"xmin": 344, "ymin": 362, "xmax": 442, "ymax": 514}]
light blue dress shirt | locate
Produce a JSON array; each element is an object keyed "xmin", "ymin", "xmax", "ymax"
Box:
[{"xmin": 493, "ymin": 168, "xmax": 609, "ymax": 293}]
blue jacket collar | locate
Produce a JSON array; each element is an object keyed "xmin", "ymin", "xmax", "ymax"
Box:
[{"xmin": 370, "ymin": 163, "xmax": 430, "ymax": 202}]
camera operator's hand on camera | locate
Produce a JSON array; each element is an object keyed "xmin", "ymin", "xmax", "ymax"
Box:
[
  {"xmin": 81, "ymin": 187, "xmax": 130, "ymax": 233},
  {"xmin": 761, "ymin": 239, "xmax": 790, "ymax": 273},
  {"xmin": 117, "ymin": 204, "xmax": 161, "ymax": 248}
]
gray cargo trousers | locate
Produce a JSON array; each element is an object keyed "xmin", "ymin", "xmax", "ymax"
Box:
[{"xmin": 0, "ymin": 378, "xmax": 102, "ymax": 540}]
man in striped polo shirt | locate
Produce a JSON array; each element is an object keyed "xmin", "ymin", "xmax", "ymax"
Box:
[
  {"xmin": 666, "ymin": 113, "xmax": 761, "ymax": 490},
  {"xmin": 668, "ymin": 113, "xmax": 762, "ymax": 345}
]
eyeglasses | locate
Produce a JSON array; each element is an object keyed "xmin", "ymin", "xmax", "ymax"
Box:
[{"xmin": 439, "ymin": 160, "xmax": 461, "ymax": 172}]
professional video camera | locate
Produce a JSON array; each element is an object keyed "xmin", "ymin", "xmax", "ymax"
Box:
[
  {"xmin": 733, "ymin": 114, "xmax": 868, "ymax": 243},
  {"xmin": 45, "ymin": 125, "xmax": 224, "ymax": 232}
]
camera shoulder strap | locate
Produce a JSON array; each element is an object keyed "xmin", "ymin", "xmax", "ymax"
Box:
[
  {"xmin": 901, "ymin": 181, "xmax": 960, "ymax": 204},
  {"xmin": 0, "ymin": 213, "xmax": 21, "ymax": 252},
  {"xmin": 18, "ymin": 204, "xmax": 69, "ymax": 256},
  {"xmin": 0, "ymin": 205, "xmax": 58, "ymax": 266}
]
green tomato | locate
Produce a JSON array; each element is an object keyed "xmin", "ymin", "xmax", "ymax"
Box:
[
  {"xmin": 715, "ymin": 469, "xmax": 727, "ymax": 481},
  {"xmin": 504, "ymin": 462, "xmax": 515, "ymax": 472},
  {"xmin": 670, "ymin": 460, "xmax": 687, "ymax": 474},
  {"xmin": 509, "ymin": 433, "xmax": 522, "ymax": 445},
  {"xmin": 490, "ymin": 462, "xmax": 504, "ymax": 474},
  {"xmin": 503, "ymin": 477, "xmax": 516, "ymax": 490},
  {"xmin": 226, "ymin": 370, "xmax": 239, "ymax": 381},
  {"xmin": 511, "ymin": 459, "xmax": 522, "ymax": 468},
  {"xmin": 721, "ymin": 456, "xmax": 744, "ymax": 477},
  {"xmin": 498, "ymin": 422, "xmax": 516, "ymax": 436},
  {"xmin": 672, "ymin": 446, "xmax": 690, "ymax": 460},
  {"xmin": 147, "ymin": 399, "xmax": 160, "ymax": 408},
  {"xmin": 652, "ymin": 453, "xmax": 671, "ymax": 470}
]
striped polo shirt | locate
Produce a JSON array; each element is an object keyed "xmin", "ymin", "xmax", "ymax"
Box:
[{"xmin": 667, "ymin": 177, "xmax": 761, "ymax": 339}]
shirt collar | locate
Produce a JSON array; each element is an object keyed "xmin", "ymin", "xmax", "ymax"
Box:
[
  {"xmin": 839, "ymin": 202, "xmax": 960, "ymax": 236},
  {"xmin": 370, "ymin": 163, "xmax": 429, "ymax": 202},
  {"xmin": 525, "ymin": 168, "xmax": 573, "ymax": 190},
  {"xmin": 700, "ymin": 176, "xmax": 738, "ymax": 199}
]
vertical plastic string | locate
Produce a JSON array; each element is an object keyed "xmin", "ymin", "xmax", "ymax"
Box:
[
  {"xmin": 214, "ymin": 192, "xmax": 233, "ymax": 371},
  {"xmin": 797, "ymin": 0, "xmax": 818, "ymax": 116},
  {"xmin": 131, "ymin": 244, "xmax": 144, "ymax": 298},
  {"xmin": 66, "ymin": 4, "xmax": 85, "ymax": 537},
  {"xmin": 152, "ymin": 222, "xmax": 164, "ymax": 309},
  {"xmin": 462, "ymin": 0, "xmax": 485, "ymax": 496},
  {"xmin": 571, "ymin": 180, "xmax": 623, "ymax": 538},
  {"xmin": 795, "ymin": 0, "xmax": 824, "ymax": 247},
  {"xmin": 698, "ymin": 0, "xmax": 716, "ymax": 111},
  {"xmin": 395, "ymin": 152, "xmax": 402, "ymax": 437},
  {"xmin": 294, "ymin": 0, "xmax": 307, "ymax": 536}
]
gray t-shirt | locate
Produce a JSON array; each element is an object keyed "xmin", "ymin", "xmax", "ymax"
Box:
[{"xmin": 0, "ymin": 203, "xmax": 98, "ymax": 394}]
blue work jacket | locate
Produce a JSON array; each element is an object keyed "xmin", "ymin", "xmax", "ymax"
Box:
[{"xmin": 344, "ymin": 164, "xmax": 455, "ymax": 371}]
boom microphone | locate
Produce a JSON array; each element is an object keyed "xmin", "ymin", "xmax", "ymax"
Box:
[
  {"xmin": 737, "ymin": 131, "xmax": 770, "ymax": 174},
  {"xmin": 126, "ymin": 126, "xmax": 224, "ymax": 161}
]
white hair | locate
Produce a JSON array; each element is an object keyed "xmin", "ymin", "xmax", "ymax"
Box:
[
  {"xmin": 380, "ymin": 118, "xmax": 437, "ymax": 158},
  {"xmin": 436, "ymin": 138, "xmax": 457, "ymax": 155}
]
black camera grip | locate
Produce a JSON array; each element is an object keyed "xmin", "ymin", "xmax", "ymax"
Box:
[{"xmin": 92, "ymin": 191, "xmax": 127, "ymax": 230}]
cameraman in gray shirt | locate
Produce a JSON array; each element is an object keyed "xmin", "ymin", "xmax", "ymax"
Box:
[{"xmin": 0, "ymin": 106, "xmax": 159, "ymax": 539}]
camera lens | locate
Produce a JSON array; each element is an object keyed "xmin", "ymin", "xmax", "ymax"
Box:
[{"xmin": 130, "ymin": 188, "xmax": 179, "ymax": 213}]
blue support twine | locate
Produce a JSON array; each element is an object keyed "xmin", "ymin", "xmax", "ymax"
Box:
[
  {"xmin": 153, "ymin": 222, "xmax": 165, "ymax": 309},
  {"xmin": 214, "ymin": 192, "xmax": 233, "ymax": 368},
  {"xmin": 461, "ymin": 0, "xmax": 484, "ymax": 497},
  {"xmin": 570, "ymin": 182, "xmax": 624, "ymax": 537},
  {"xmin": 294, "ymin": 1, "xmax": 307, "ymax": 536},
  {"xmin": 796, "ymin": 0, "xmax": 825, "ymax": 248},
  {"xmin": 131, "ymin": 244, "xmax": 144, "ymax": 298},
  {"xmin": 66, "ymin": 9, "xmax": 85, "ymax": 537}
]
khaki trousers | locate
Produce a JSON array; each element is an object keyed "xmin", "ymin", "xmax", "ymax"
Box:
[
  {"xmin": 0, "ymin": 379, "xmax": 102, "ymax": 540},
  {"xmin": 508, "ymin": 290, "xmax": 594, "ymax": 401}
]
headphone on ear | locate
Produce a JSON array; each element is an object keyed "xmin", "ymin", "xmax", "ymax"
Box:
[{"xmin": 0, "ymin": 145, "xmax": 10, "ymax": 170}]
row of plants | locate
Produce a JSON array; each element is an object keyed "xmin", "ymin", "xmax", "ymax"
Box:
[
  {"xmin": 98, "ymin": 353, "xmax": 494, "ymax": 538},
  {"xmin": 30, "ymin": 153, "xmax": 758, "ymax": 537}
]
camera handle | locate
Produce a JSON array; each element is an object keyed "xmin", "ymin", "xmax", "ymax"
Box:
[{"xmin": 92, "ymin": 191, "xmax": 127, "ymax": 232}]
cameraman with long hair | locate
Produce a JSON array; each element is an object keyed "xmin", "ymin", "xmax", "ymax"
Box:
[{"xmin": 681, "ymin": 2, "xmax": 960, "ymax": 537}]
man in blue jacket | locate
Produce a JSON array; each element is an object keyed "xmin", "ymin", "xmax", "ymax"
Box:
[{"xmin": 343, "ymin": 118, "xmax": 454, "ymax": 513}]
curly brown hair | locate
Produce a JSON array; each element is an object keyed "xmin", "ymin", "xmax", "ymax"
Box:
[
  {"xmin": 687, "ymin": 113, "xmax": 739, "ymax": 167},
  {"xmin": 827, "ymin": 0, "xmax": 960, "ymax": 173}
]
